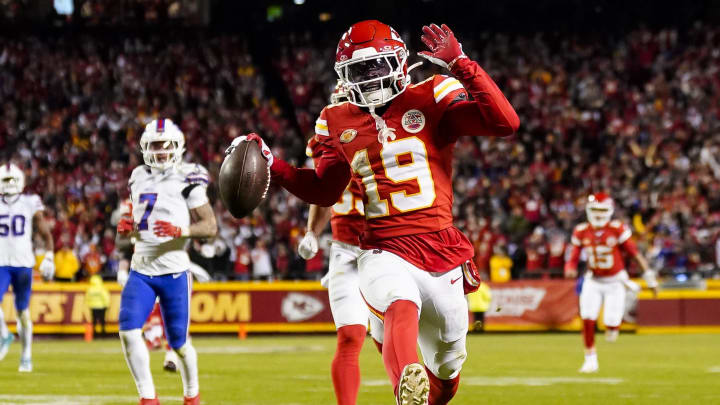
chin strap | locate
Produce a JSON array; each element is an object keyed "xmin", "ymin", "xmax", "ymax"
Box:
[{"xmin": 368, "ymin": 106, "xmax": 397, "ymax": 146}]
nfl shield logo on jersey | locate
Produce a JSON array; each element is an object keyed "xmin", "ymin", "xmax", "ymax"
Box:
[
  {"xmin": 606, "ymin": 236, "xmax": 617, "ymax": 247},
  {"xmin": 402, "ymin": 109, "xmax": 425, "ymax": 133}
]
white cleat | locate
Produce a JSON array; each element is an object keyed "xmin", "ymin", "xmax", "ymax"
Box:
[
  {"xmin": 163, "ymin": 349, "xmax": 178, "ymax": 372},
  {"xmin": 579, "ymin": 358, "xmax": 599, "ymax": 373},
  {"xmin": 18, "ymin": 358, "xmax": 32, "ymax": 372},
  {"xmin": 396, "ymin": 363, "xmax": 430, "ymax": 405},
  {"xmin": 0, "ymin": 334, "xmax": 14, "ymax": 361},
  {"xmin": 605, "ymin": 329, "xmax": 619, "ymax": 342}
]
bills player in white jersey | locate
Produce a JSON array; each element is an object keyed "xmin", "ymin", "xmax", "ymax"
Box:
[
  {"xmin": 564, "ymin": 193, "xmax": 658, "ymax": 373},
  {"xmin": 116, "ymin": 119, "xmax": 217, "ymax": 405},
  {"xmin": 0, "ymin": 163, "xmax": 55, "ymax": 372}
]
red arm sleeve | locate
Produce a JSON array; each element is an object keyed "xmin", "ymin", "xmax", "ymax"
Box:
[
  {"xmin": 441, "ymin": 57, "xmax": 519, "ymax": 138},
  {"xmin": 271, "ymin": 144, "xmax": 350, "ymax": 207}
]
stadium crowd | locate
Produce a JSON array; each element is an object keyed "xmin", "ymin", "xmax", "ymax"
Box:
[{"xmin": 1, "ymin": 22, "xmax": 719, "ymax": 281}]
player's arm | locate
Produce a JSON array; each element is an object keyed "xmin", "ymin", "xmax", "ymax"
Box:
[
  {"xmin": 187, "ymin": 202, "xmax": 217, "ymax": 238},
  {"xmin": 33, "ymin": 210, "xmax": 55, "ymax": 280},
  {"xmin": 298, "ymin": 204, "xmax": 333, "ymax": 260},
  {"xmin": 563, "ymin": 229, "xmax": 582, "ymax": 278},
  {"xmin": 619, "ymin": 227, "xmax": 659, "ymax": 296},
  {"xmin": 154, "ymin": 183, "xmax": 217, "ymax": 239},
  {"xmin": 227, "ymin": 134, "xmax": 351, "ymax": 207},
  {"xmin": 419, "ymin": 24, "xmax": 519, "ymax": 138}
]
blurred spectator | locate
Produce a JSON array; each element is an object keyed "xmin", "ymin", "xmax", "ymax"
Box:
[
  {"xmin": 250, "ymin": 240, "xmax": 273, "ymax": 281},
  {"xmin": 85, "ymin": 275, "xmax": 110, "ymax": 336},
  {"xmin": 490, "ymin": 245, "xmax": 513, "ymax": 283},
  {"xmin": 54, "ymin": 233, "xmax": 80, "ymax": 282},
  {"xmin": 467, "ymin": 277, "xmax": 492, "ymax": 333}
]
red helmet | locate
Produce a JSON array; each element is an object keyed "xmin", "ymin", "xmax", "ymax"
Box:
[
  {"xmin": 334, "ymin": 20, "xmax": 409, "ymax": 107},
  {"xmin": 586, "ymin": 192, "xmax": 614, "ymax": 228}
]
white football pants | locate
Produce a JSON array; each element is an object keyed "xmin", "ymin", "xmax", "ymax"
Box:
[{"xmin": 357, "ymin": 249, "xmax": 468, "ymax": 379}]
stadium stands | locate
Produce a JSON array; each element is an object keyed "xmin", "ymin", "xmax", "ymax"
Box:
[{"xmin": 1, "ymin": 22, "xmax": 719, "ymax": 281}]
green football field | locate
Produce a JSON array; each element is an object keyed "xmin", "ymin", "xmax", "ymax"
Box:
[{"xmin": 0, "ymin": 333, "xmax": 718, "ymax": 404}]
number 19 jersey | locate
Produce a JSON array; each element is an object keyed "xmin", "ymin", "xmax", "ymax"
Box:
[
  {"xmin": 0, "ymin": 194, "xmax": 44, "ymax": 268},
  {"xmin": 128, "ymin": 163, "xmax": 209, "ymax": 276},
  {"xmin": 314, "ymin": 75, "xmax": 475, "ymax": 271}
]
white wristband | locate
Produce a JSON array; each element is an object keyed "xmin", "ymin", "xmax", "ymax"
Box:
[{"xmin": 181, "ymin": 226, "xmax": 191, "ymax": 237}]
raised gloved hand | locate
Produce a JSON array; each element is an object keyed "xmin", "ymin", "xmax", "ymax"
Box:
[
  {"xmin": 226, "ymin": 133, "xmax": 274, "ymax": 167},
  {"xmin": 38, "ymin": 252, "xmax": 55, "ymax": 281},
  {"xmin": 298, "ymin": 231, "xmax": 319, "ymax": 260},
  {"xmin": 418, "ymin": 23, "xmax": 467, "ymax": 70},
  {"xmin": 153, "ymin": 220, "xmax": 189, "ymax": 238}
]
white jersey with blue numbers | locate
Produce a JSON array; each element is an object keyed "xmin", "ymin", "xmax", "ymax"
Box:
[
  {"xmin": 128, "ymin": 162, "xmax": 209, "ymax": 276},
  {"xmin": 0, "ymin": 194, "xmax": 44, "ymax": 268}
]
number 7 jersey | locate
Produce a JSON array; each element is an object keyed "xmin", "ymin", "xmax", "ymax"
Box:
[{"xmin": 128, "ymin": 163, "xmax": 209, "ymax": 276}]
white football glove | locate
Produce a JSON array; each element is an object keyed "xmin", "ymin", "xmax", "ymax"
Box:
[
  {"xmin": 643, "ymin": 270, "xmax": 659, "ymax": 289},
  {"xmin": 225, "ymin": 133, "xmax": 274, "ymax": 167},
  {"xmin": 298, "ymin": 231, "xmax": 319, "ymax": 260},
  {"xmin": 38, "ymin": 252, "xmax": 55, "ymax": 281},
  {"xmin": 117, "ymin": 268, "xmax": 129, "ymax": 287}
]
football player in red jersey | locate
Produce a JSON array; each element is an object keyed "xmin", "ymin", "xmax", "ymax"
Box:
[
  {"xmin": 227, "ymin": 20, "xmax": 518, "ymax": 404},
  {"xmin": 564, "ymin": 193, "xmax": 659, "ymax": 373},
  {"xmin": 297, "ymin": 135, "xmax": 384, "ymax": 405}
]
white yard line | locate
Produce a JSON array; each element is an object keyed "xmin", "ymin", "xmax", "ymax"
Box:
[{"xmin": 0, "ymin": 394, "xmax": 183, "ymax": 405}]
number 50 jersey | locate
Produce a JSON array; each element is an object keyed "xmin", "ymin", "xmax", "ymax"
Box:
[
  {"xmin": 128, "ymin": 163, "xmax": 209, "ymax": 276},
  {"xmin": 0, "ymin": 194, "xmax": 44, "ymax": 268}
]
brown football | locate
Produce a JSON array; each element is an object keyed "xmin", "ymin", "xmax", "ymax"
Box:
[{"xmin": 218, "ymin": 140, "xmax": 270, "ymax": 218}]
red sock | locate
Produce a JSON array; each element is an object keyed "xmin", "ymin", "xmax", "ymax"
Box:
[
  {"xmin": 582, "ymin": 319, "xmax": 596, "ymax": 349},
  {"xmin": 425, "ymin": 366, "xmax": 459, "ymax": 405},
  {"xmin": 382, "ymin": 300, "xmax": 420, "ymax": 393},
  {"xmin": 373, "ymin": 338, "xmax": 383, "ymax": 355},
  {"xmin": 331, "ymin": 325, "xmax": 366, "ymax": 405}
]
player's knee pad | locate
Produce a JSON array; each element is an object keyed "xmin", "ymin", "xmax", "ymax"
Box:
[{"xmin": 431, "ymin": 344, "xmax": 467, "ymax": 380}]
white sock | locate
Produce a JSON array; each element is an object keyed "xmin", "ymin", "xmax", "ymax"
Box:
[
  {"xmin": 17, "ymin": 310, "xmax": 32, "ymax": 360},
  {"xmin": 120, "ymin": 329, "xmax": 156, "ymax": 399},
  {"xmin": 0, "ymin": 308, "xmax": 9, "ymax": 338},
  {"xmin": 585, "ymin": 352, "xmax": 597, "ymax": 362},
  {"xmin": 175, "ymin": 343, "xmax": 199, "ymax": 397}
]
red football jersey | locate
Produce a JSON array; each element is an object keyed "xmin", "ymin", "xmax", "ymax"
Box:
[
  {"xmin": 569, "ymin": 220, "xmax": 639, "ymax": 277},
  {"xmin": 308, "ymin": 137, "xmax": 364, "ymax": 246},
  {"xmin": 314, "ymin": 75, "xmax": 474, "ymax": 271}
]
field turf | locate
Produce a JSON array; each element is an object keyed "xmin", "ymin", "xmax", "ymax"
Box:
[{"xmin": 0, "ymin": 333, "xmax": 718, "ymax": 404}]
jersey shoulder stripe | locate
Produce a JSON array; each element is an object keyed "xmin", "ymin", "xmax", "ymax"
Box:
[
  {"xmin": 433, "ymin": 76, "xmax": 464, "ymax": 103},
  {"xmin": 315, "ymin": 118, "xmax": 329, "ymax": 136}
]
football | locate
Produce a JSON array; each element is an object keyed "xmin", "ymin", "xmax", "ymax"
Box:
[{"xmin": 218, "ymin": 140, "xmax": 271, "ymax": 218}]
